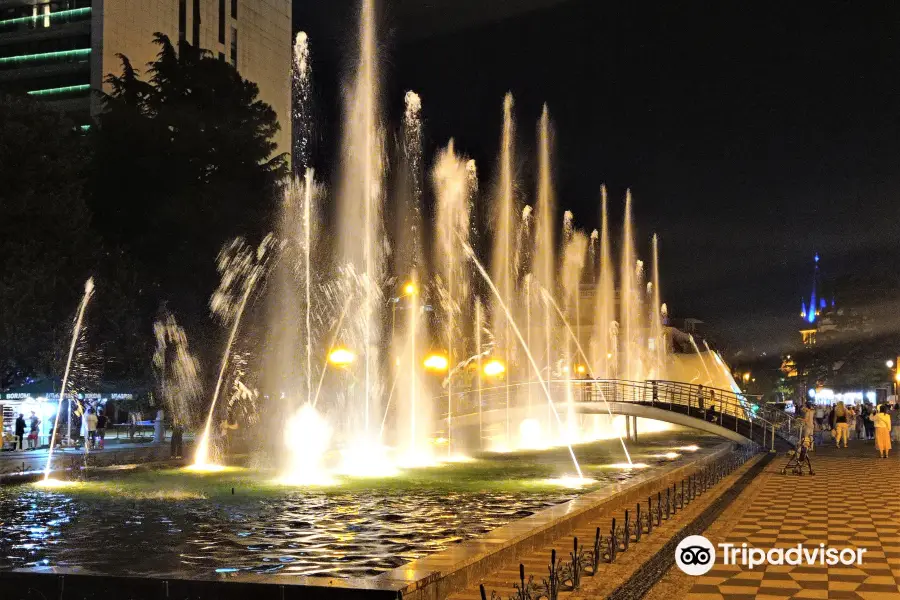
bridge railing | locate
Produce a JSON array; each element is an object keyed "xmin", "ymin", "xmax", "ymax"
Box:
[{"xmin": 437, "ymin": 378, "xmax": 792, "ymax": 446}]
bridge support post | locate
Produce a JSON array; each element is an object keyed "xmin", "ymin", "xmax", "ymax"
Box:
[
  {"xmin": 625, "ymin": 417, "xmax": 631, "ymax": 442},
  {"xmin": 632, "ymin": 416, "xmax": 638, "ymax": 442}
]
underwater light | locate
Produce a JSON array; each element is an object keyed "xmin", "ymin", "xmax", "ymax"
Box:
[
  {"xmin": 34, "ymin": 478, "xmax": 78, "ymax": 489},
  {"xmin": 184, "ymin": 463, "xmax": 229, "ymax": 473},
  {"xmin": 544, "ymin": 476, "xmax": 596, "ymax": 489}
]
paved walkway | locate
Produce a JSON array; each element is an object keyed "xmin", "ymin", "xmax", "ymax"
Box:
[{"xmin": 647, "ymin": 441, "xmax": 900, "ymax": 600}]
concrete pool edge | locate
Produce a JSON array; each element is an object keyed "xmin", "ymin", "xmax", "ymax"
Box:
[{"xmin": 375, "ymin": 441, "xmax": 740, "ymax": 600}]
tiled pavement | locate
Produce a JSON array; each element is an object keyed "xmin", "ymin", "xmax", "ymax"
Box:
[{"xmin": 656, "ymin": 442, "xmax": 900, "ymax": 600}]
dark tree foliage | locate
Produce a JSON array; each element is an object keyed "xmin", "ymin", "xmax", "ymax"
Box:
[
  {"xmin": 91, "ymin": 34, "xmax": 287, "ymax": 344},
  {"xmin": 0, "ymin": 95, "xmax": 94, "ymax": 388}
]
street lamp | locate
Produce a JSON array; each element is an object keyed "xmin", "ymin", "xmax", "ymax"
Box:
[
  {"xmin": 887, "ymin": 360, "xmax": 894, "ymax": 369},
  {"xmin": 483, "ymin": 359, "xmax": 506, "ymax": 377},
  {"xmin": 391, "ymin": 280, "xmax": 419, "ymax": 341},
  {"xmin": 328, "ymin": 347, "xmax": 355, "ymax": 366},
  {"xmin": 423, "ymin": 353, "xmax": 449, "ymax": 372}
]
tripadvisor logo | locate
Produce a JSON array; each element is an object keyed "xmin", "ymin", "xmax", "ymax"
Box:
[
  {"xmin": 675, "ymin": 535, "xmax": 716, "ymax": 575},
  {"xmin": 675, "ymin": 535, "xmax": 868, "ymax": 575}
]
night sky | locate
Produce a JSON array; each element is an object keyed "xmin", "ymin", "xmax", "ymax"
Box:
[{"xmin": 293, "ymin": 0, "xmax": 900, "ymax": 356}]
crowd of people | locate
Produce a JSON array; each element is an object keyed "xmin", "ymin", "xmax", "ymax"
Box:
[
  {"xmin": 797, "ymin": 399, "xmax": 900, "ymax": 458},
  {"xmin": 8, "ymin": 407, "xmax": 108, "ymax": 451}
]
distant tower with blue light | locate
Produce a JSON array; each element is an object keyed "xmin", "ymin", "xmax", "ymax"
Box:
[{"xmin": 799, "ymin": 253, "xmax": 827, "ymax": 346}]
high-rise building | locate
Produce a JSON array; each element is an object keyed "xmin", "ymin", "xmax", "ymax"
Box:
[{"xmin": 0, "ymin": 0, "xmax": 291, "ymax": 152}]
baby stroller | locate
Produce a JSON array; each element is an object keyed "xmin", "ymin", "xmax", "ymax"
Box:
[{"xmin": 781, "ymin": 435, "xmax": 814, "ymax": 475}]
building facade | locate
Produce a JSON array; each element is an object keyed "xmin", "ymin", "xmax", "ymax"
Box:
[{"xmin": 0, "ymin": 0, "xmax": 291, "ymax": 152}]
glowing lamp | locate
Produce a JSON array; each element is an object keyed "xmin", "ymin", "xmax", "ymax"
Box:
[
  {"xmin": 887, "ymin": 360, "xmax": 895, "ymax": 369},
  {"xmin": 328, "ymin": 347, "xmax": 355, "ymax": 366},
  {"xmin": 483, "ymin": 359, "xmax": 506, "ymax": 377},
  {"xmin": 423, "ymin": 353, "xmax": 449, "ymax": 372},
  {"xmin": 742, "ymin": 372, "xmax": 751, "ymax": 382},
  {"xmin": 403, "ymin": 282, "xmax": 418, "ymax": 296},
  {"xmin": 575, "ymin": 364, "xmax": 587, "ymax": 375}
]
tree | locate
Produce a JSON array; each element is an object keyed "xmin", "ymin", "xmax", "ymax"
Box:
[
  {"xmin": 90, "ymin": 34, "xmax": 287, "ymax": 342},
  {"xmin": 0, "ymin": 95, "xmax": 94, "ymax": 388}
]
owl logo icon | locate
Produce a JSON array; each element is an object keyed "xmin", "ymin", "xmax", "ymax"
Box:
[{"xmin": 675, "ymin": 535, "xmax": 716, "ymax": 575}]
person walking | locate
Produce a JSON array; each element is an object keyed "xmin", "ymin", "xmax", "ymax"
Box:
[
  {"xmin": 831, "ymin": 401, "xmax": 849, "ymax": 448},
  {"xmin": 28, "ymin": 412, "xmax": 40, "ymax": 449},
  {"xmin": 14, "ymin": 414, "xmax": 25, "ymax": 451},
  {"xmin": 82, "ymin": 408, "xmax": 98, "ymax": 450},
  {"xmin": 96, "ymin": 409, "xmax": 108, "ymax": 450},
  {"xmin": 815, "ymin": 403, "xmax": 826, "ymax": 431},
  {"xmin": 856, "ymin": 403, "xmax": 867, "ymax": 440},
  {"xmin": 871, "ymin": 404, "xmax": 892, "ymax": 458}
]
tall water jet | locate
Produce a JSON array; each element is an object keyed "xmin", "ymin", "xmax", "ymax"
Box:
[
  {"xmin": 619, "ymin": 190, "xmax": 639, "ymax": 381},
  {"xmin": 533, "ymin": 104, "xmax": 556, "ymax": 403},
  {"xmin": 291, "ymin": 31, "xmax": 313, "ymax": 175},
  {"xmin": 591, "ymin": 186, "xmax": 615, "ymax": 378},
  {"xmin": 433, "ymin": 140, "xmax": 472, "ymax": 456},
  {"xmin": 338, "ymin": 0, "xmax": 384, "ymax": 437},
  {"xmin": 388, "ymin": 91, "xmax": 428, "ymax": 462},
  {"xmin": 650, "ymin": 234, "xmax": 664, "ymax": 379},
  {"xmin": 561, "ymin": 228, "xmax": 587, "ymax": 439},
  {"xmin": 44, "ymin": 278, "xmax": 94, "ymax": 480},
  {"xmin": 398, "ymin": 90, "xmax": 424, "ymax": 274},
  {"xmin": 491, "ymin": 93, "xmax": 517, "ymax": 445},
  {"xmin": 303, "ymin": 170, "xmax": 314, "ymax": 406},
  {"xmin": 196, "ymin": 237, "xmax": 275, "ymax": 468},
  {"xmin": 475, "ymin": 297, "xmax": 485, "ymax": 450}
]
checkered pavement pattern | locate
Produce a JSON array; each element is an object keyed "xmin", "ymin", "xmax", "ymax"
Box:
[{"xmin": 687, "ymin": 452, "xmax": 900, "ymax": 600}]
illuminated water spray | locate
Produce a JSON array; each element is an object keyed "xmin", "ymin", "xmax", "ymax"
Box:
[
  {"xmin": 463, "ymin": 240, "xmax": 584, "ymax": 479},
  {"xmin": 433, "ymin": 140, "xmax": 471, "ymax": 456},
  {"xmin": 491, "ymin": 93, "xmax": 516, "ymax": 445},
  {"xmin": 44, "ymin": 277, "xmax": 94, "ymax": 480},
  {"xmin": 337, "ymin": 0, "xmax": 384, "ymax": 437},
  {"xmin": 689, "ymin": 335, "xmax": 715, "ymax": 385},
  {"xmin": 195, "ymin": 237, "xmax": 275, "ymax": 468},
  {"xmin": 540, "ymin": 286, "xmax": 633, "ymax": 465},
  {"xmin": 534, "ymin": 105, "xmax": 555, "ymax": 416}
]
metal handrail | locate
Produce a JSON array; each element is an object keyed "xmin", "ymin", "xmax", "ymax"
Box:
[{"xmin": 435, "ymin": 378, "xmax": 795, "ymax": 448}]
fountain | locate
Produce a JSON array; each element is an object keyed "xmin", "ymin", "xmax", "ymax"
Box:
[
  {"xmin": 1, "ymin": 0, "xmax": 747, "ymax": 585},
  {"xmin": 337, "ymin": 0, "xmax": 384, "ymax": 443},
  {"xmin": 195, "ymin": 237, "xmax": 275, "ymax": 468},
  {"xmin": 43, "ymin": 277, "xmax": 94, "ymax": 480}
]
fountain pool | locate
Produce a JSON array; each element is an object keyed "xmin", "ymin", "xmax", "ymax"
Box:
[{"xmin": 0, "ymin": 431, "xmax": 718, "ymax": 579}]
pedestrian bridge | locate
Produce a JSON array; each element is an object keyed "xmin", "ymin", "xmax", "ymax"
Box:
[{"xmin": 444, "ymin": 379, "xmax": 798, "ymax": 449}]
